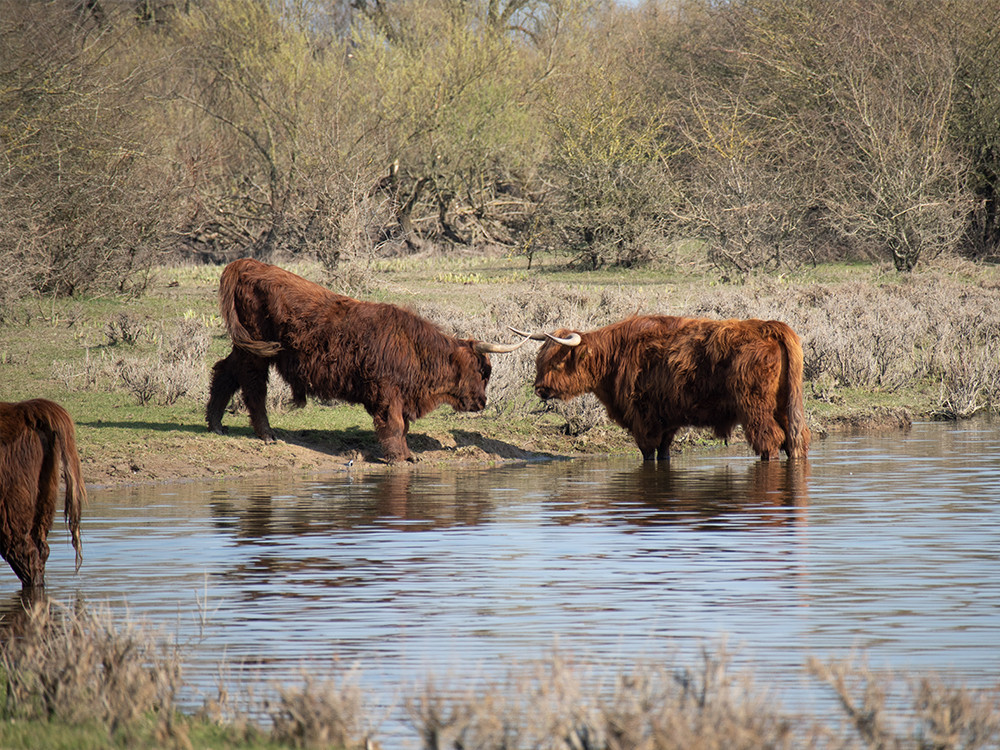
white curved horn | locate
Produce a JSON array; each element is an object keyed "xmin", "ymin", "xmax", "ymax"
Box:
[
  {"xmin": 546, "ymin": 331, "xmax": 582, "ymax": 347},
  {"xmin": 507, "ymin": 326, "xmax": 549, "ymax": 341},
  {"xmin": 474, "ymin": 334, "xmax": 531, "ymax": 353}
]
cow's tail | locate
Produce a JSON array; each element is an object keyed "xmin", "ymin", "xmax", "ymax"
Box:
[
  {"xmin": 56, "ymin": 407, "xmax": 85, "ymax": 573},
  {"xmin": 219, "ymin": 260, "xmax": 282, "ymax": 357},
  {"xmin": 26, "ymin": 400, "xmax": 85, "ymax": 572},
  {"xmin": 778, "ymin": 323, "xmax": 810, "ymax": 458}
]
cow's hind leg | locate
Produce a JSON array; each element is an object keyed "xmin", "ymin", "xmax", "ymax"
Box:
[
  {"xmin": 241, "ymin": 360, "xmax": 276, "ymax": 443},
  {"xmin": 207, "ymin": 349, "xmax": 276, "ymax": 443},
  {"xmin": 206, "ymin": 350, "xmax": 241, "ymax": 434},
  {"xmin": 742, "ymin": 407, "xmax": 785, "ymax": 460}
]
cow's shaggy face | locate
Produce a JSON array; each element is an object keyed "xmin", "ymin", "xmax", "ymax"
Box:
[
  {"xmin": 450, "ymin": 344, "xmax": 492, "ymax": 412},
  {"xmin": 534, "ymin": 337, "xmax": 588, "ymax": 402}
]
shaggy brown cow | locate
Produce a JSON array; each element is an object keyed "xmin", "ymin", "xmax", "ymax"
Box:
[
  {"xmin": 0, "ymin": 399, "xmax": 85, "ymax": 589},
  {"xmin": 206, "ymin": 258, "xmax": 526, "ymax": 462},
  {"xmin": 514, "ymin": 315, "xmax": 810, "ymax": 461}
]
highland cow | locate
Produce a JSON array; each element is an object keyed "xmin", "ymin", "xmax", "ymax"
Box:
[
  {"xmin": 1, "ymin": 399, "xmax": 85, "ymax": 588},
  {"xmin": 515, "ymin": 315, "xmax": 810, "ymax": 461},
  {"xmin": 206, "ymin": 259, "xmax": 525, "ymax": 462}
]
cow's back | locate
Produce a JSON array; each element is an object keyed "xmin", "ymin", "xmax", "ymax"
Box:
[{"xmin": 618, "ymin": 317, "xmax": 788, "ymax": 435}]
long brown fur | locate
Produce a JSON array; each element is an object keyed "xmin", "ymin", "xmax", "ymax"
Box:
[
  {"xmin": 0, "ymin": 399, "xmax": 85, "ymax": 588},
  {"xmin": 206, "ymin": 258, "xmax": 496, "ymax": 462},
  {"xmin": 532, "ymin": 315, "xmax": 810, "ymax": 461}
]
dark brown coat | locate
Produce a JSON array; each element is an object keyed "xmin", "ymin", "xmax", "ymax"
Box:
[
  {"xmin": 206, "ymin": 259, "xmax": 518, "ymax": 462},
  {"xmin": 1, "ymin": 399, "xmax": 85, "ymax": 588},
  {"xmin": 526, "ymin": 315, "xmax": 810, "ymax": 461}
]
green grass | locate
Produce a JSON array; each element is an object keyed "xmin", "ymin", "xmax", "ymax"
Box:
[{"xmin": 0, "ymin": 713, "xmax": 298, "ymax": 750}]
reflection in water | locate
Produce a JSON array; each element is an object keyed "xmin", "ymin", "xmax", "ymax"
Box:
[
  {"xmin": 25, "ymin": 419, "xmax": 1000, "ymax": 734},
  {"xmin": 544, "ymin": 459, "xmax": 809, "ymax": 530},
  {"xmin": 209, "ymin": 459, "xmax": 810, "ymax": 543},
  {"xmin": 0, "ymin": 588, "xmax": 43, "ymax": 643},
  {"xmin": 209, "ymin": 469, "xmax": 496, "ymax": 541}
]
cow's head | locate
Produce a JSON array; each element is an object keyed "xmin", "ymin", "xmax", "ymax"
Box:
[
  {"xmin": 448, "ymin": 334, "xmax": 529, "ymax": 412},
  {"xmin": 449, "ymin": 341, "xmax": 493, "ymax": 412},
  {"xmin": 531, "ymin": 329, "xmax": 591, "ymax": 402}
]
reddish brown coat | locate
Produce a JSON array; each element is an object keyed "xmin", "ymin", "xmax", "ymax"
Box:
[
  {"xmin": 1, "ymin": 399, "xmax": 85, "ymax": 588},
  {"xmin": 206, "ymin": 259, "xmax": 498, "ymax": 462},
  {"xmin": 532, "ymin": 315, "xmax": 810, "ymax": 461}
]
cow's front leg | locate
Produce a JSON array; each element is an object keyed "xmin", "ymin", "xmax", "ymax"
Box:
[
  {"xmin": 656, "ymin": 429, "xmax": 677, "ymax": 461},
  {"xmin": 743, "ymin": 410, "xmax": 784, "ymax": 461},
  {"xmin": 373, "ymin": 400, "xmax": 412, "ymax": 462},
  {"xmin": 1, "ymin": 532, "xmax": 45, "ymax": 589},
  {"xmin": 634, "ymin": 432, "xmax": 660, "ymax": 462}
]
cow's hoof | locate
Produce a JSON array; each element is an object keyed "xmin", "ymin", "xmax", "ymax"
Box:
[{"xmin": 208, "ymin": 424, "xmax": 228, "ymax": 436}]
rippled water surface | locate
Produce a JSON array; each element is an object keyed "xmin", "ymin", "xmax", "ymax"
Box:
[{"xmin": 16, "ymin": 420, "xmax": 1000, "ymax": 733}]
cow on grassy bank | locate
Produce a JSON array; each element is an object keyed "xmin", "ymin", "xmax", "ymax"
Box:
[
  {"xmin": 206, "ymin": 259, "xmax": 526, "ymax": 462},
  {"xmin": 513, "ymin": 315, "xmax": 810, "ymax": 461},
  {"xmin": 1, "ymin": 399, "xmax": 85, "ymax": 589}
]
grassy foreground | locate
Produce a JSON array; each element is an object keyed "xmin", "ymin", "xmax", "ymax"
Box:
[
  {"xmin": 2, "ymin": 251, "xmax": 997, "ymax": 486},
  {"xmin": 1, "ymin": 600, "xmax": 999, "ymax": 750}
]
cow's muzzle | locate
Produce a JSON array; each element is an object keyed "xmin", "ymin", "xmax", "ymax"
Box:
[{"xmin": 535, "ymin": 386, "xmax": 554, "ymax": 401}]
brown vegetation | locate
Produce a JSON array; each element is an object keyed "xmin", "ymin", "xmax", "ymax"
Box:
[{"xmin": 3, "ymin": 0, "xmax": 1000, "ymax": 314}]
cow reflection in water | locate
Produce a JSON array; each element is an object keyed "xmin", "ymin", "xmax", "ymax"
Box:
[
  {"xmin": 208, "ymin": 470, "xmax": 494, "ymax": 542},
  {"xmin": 548, "ymin": 459, "xmax": 810, "ymax": 531}
]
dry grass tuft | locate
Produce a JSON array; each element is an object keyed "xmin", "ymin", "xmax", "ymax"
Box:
[
  {"xmin": 265, "ymin": 667, "xmax": 374, "ymax": 750},
  {"xmin": 1, "ymin": 599, "xmax": 184, "ymax": 741},
  {"xmin": 408, "ymin": 648, "xmax": 802, "ymax": 750},
  {"xmin": 808, "ymin": 656, "xmax": 1000, "ymax": 750},
  {"xmin": 3, "ymin": 606, "xmax": 999, "ymax": 749}
]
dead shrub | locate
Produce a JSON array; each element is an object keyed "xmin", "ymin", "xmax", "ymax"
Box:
[
  {"xmin": 265, "ymin": 668, "xmax": 373, "ymax": 750},
  {"xmin": 99, "ymin": 319, "xmax": 212, "ymax": 406},
  {"xmin": 409, "ymin": 647, "xmax": 801, "ymax": 750},
  {"xmin": 809, "ymin": 656, "xmax": 1000, "ymax": 750},
  {"xmin": 0, "ymin": 599, "xmax": 183, "ymax": 739},
  {"xmin": 105, "ymin": 312, "xmax": 150, "ymax": 346},
  {"xmin": 933, "ymin": 336, "xmax": 1000, "ymax": 418}
]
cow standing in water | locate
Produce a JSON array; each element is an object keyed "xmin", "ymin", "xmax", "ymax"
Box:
[
  {"xmin": 515, "ymin": 315, "xmax": 810, "ymax": 461},
  {"xmin": 206, "ymin": 259, "xmax": 525, "ymax": 462},
  {"xmin": 0, "ymin": 399, "xmax": 84, "ymax": 589}
]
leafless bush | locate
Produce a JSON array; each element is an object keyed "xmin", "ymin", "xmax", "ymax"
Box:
[
  {"xmin": 933, "ymin": 332, "xmax": 1000, "ymax": 419},
  {"xmin": 105, "ymin": 312, "xmax": 150, "ymax": 347},
  {"xmin": 1, "ymin": 599, "xmax": 183, "ymax": 738},
  {"xmin": 115, "ymin": 356, "xmax": 160, "ymax": 405},
  {"xmin": 266, "ymin": 668, "xmax": 373, "ymax": 750},
  {"xmin": 98, "ymin": 319, "xmax": 212, "ymax": 405},
  {"xmin": 809, "ymin": 656, "xmax": 1000, "ymax": 750},
  {"xmin": 547, "ymin": 395, "xmax": 608, "ymax": 436},
  {"xmin": 409, "ymin": 647, "xmax": 800, "ymax": 750}
]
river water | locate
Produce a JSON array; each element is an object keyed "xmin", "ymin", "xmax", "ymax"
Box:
[{"xmin": 11, "ymin": 419, "xmax": 1000, "ymax": 736}]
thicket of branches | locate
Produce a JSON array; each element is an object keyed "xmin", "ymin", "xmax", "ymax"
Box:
[{"xmin": 2, "ymin": 0, "xmax": 999, "ymax": 302}]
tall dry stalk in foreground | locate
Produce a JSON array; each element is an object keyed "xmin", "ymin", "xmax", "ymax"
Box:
[{"xmin": 808, "ymin": 656, "xmax": 1000, "ymax": 750}]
